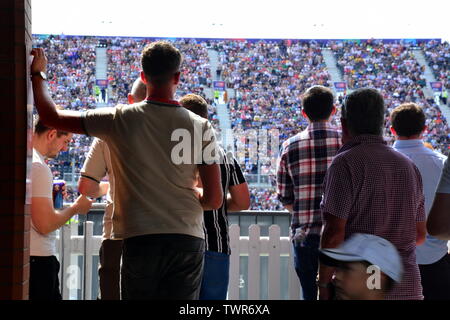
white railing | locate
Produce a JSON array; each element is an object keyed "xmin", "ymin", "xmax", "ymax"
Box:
[{"xmin": 56, "ymin": 222, "xmax": 301, "ymax": 300}]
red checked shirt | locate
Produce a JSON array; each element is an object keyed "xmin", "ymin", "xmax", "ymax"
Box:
[
  {"xmin": 321, "ymin": 134, "xmax": 426, "ymax": 300},
  {"xmin": 277, "ymin": 122, "xmax": 341, "ymax": 236}
]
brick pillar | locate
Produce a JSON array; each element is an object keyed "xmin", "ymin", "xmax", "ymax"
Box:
[{"xmin": 0, "ymin": 0, "xmax": 33, "ymax": 300}]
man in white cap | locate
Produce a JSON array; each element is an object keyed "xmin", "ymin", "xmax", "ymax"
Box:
[{"xmin": 320, "ymin": 233, "xmax": 403, "ymax": 300}]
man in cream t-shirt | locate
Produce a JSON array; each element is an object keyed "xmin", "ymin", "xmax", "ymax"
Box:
[{"xmin": 30, "ymin": 117, "xmax": 93, "ymax": 300}]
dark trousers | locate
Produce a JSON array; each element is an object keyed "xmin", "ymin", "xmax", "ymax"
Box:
[
  {"xmin": 121, "ymin": 234, "xmax": 204, "ymax": 300},
  {"xmin": 98, "ymin": 239, "xmax": 123, "ymax": 300},
  {"xmin": 419, "ymin": 253, "xmax": 450, "ymax": 300},
  {"xmin": 29, "ymin": 256, "xmax": 62, "ymax": 300},
  {"xmin": 292, "ymin": 234, "xmax": 321, "ymax": 301}
]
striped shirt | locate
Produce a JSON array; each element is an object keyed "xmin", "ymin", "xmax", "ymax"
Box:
[
  {"xmin": 204, "ymin": 148, "xmax": 246, "ymax": 254},
  {"xmin": 321, "ymin": 134, "xmax": 426, "ymax": 300},
  {"xmin": 276, "ymin": 122, "xmax": 341, "ymax": 236}
]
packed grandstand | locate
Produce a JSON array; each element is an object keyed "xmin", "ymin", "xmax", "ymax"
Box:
[{"xmin": 32, "ymin": 35, "xmax": 450, "ymax": 210}]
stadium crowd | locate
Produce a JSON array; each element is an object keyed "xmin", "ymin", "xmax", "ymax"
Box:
[
  {"xmin": 421, "ymin": 39, "xmax": 449, "ymax": 89},
  {"xmin": 331, "ymin": 39, "xmax": 450, "ymax": 153},
  {"xmin": 32, "ymin": 35, "xmax": 450, "ymax": 211}
]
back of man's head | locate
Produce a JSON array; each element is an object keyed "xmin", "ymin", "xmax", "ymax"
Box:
[
  {"xmin": 180, "ymin": 94, "xmax": 209, "ymax": 119},
  {"xmin": 301, "ymin": 85, "xmax": 335, "ymax": 121},
  {"xmin": 342, "ymin": 88, "xmax": 385, "ymax": 136},
  {"xmin": 128, "ymin": 77, "xmax": 147, "ymax": 104},
  {"xmin": 141, "ymin": 41, "xmax": 182, "ymax": 86},
  {"xmin": 390, "ymin": 103, "xmax": 425, "ymax": 138}
]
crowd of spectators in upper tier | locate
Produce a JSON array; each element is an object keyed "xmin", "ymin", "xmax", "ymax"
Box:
[{"xmin": 32, "ymin": 35, "xmax": 450, "ymax": 210}]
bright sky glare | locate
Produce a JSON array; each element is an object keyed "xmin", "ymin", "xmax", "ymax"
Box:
[{"xmin": 32, "ymin": 0, "xmax": 449, "ymax": 40}]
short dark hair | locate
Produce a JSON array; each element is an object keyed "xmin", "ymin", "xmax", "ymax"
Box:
[
  {"xmin": 390, "ymin": 103, "xmax": 425, "ymax": 137},
  {"xmin": 141, "ymin": 41, "xmax": 182, "ymax": 86},
  {"xmin": 301, "ymin": 85, "xmax": 334, "ymax": 121},
  {"xmin": 342, "ymin": 88, "xmax": 385, "ymax": 136},
  {"xmin": 180, "ymin": 94, "xmax": 209, "ymax": 119}
]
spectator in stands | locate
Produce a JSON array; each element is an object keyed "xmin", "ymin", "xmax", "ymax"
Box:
[
  {"xmin": 319, "ymin": 88, "xmax": 426, "ymax": 300},
  {"xmin": 30, "ymin": 42, "xmax": 223, "ymax": 300},
  {"xmin": 180, "ymin": 93, "xmax": 250, "ymax": 300},
  {"xmin": 30, "ymin": 115, "xmax": 93, "ymax": 300},
  {"xmin": 390, "ymin": 103, "xmax": 450, "ymax": 300},
  {"xmin": 77, "ymin": 77, "xmax": 146, "ymax": 300},
  {"xmin": 442, "ymin": 88, "xmax": 448, "ymax": 105},
  {"xmin": 320, "ymin": 234, "xmax": 403, "ymax": 300},
  {"xmin": 277, "ymin": 85, "xmax": 341, "ymax": 300}
]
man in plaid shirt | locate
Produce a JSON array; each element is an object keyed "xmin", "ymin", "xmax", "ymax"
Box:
[{"xmin": 277, "ymin": 86, "xmax": 341, "ymax": 300}]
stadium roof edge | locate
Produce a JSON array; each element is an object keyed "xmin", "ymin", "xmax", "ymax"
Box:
[{"xmin": 32, "ymin": 34, "xmax": 443, "ymax": 43}]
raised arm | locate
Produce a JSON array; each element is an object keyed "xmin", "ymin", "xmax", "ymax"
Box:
[{"xmin": 31, "ymin": 48, "xmax": 86, "ymax": 134}]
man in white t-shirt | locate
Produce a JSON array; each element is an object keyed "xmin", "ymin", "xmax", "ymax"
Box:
[
  {"xmin": 31, "ymin": 117, "xmax": 93, "ymax": 300},
  {"xmin": 78, "ymin": 78, "xmax": 146, "ymax": 300}
]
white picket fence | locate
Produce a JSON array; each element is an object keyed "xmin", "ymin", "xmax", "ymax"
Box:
[{"xmin": 56, "ymin": 222, "xmax": 301, "ymax": 300}]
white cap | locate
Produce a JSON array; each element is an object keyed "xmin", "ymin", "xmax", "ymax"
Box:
[{"xmin": 320, "ymin": 233, "xmax": 403, "ymax": 283}]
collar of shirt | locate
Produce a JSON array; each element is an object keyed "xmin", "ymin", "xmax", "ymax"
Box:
[
  {"xmin": 34, "ymin": 148, "xmax": 46, "ymax": 162},
  {"xmin": 339, "ymin": 134, "xmax": 387, "ymax": 154},
  {"xmin": 393, "ymin": 139, "xmax": 424, "ymax": 150},
  {"xmin": 307, "ymin": 121, "xmax": 331, "ymax": 132}
]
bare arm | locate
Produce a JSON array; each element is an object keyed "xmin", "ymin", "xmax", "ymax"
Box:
[
  {"xmin": 318, "ymin": 212, "xmax": 347, "ymax": 299},
  {"xmin": 227, "ymin": 182, "xmax": 250, "ymax": 212},
  {"xmin": 31, "ymin": 48, "xmax": 86, "ymax": 134},
  {"xmin": 416, "ymin": 221, "xmax": 427, "ymax": 245},
  {"xmin": 31, "ymin": 195, "xmax": 93, "ymax": 235},
  {"xmin": 427, "ymin": 193, "xmax": 450, "ymax": 240},
  {"xmin": 283, "ymin": 204, "xmax": 293, "ymax": 213},
  {"xmin": 78, "ymin": 177, "xmax": 109, "ymax": 199},
  {"xmin": 198, "ymin": 164, "xmax": 223, "ymax": 210}
]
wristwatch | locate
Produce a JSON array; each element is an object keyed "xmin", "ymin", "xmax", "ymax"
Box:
[{"xmin": 31, "ymin": 71, "xmax": 47, "ymax": 80}]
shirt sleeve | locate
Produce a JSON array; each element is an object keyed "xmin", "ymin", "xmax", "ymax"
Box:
[
  {"xmin": 80, "ymin": 138, "xmax": 107, "ymax": 183},
  {"xmin": 276, "ymin": 149, "xmax": 294, "ymax": 205},
  {"xmin": 413, "ymin": 165, "xmax": 426, "ymax": 222},
  {"xmin": 82, "ymin": 107, "xmax": 117, "ymax": 140},
  {"xmin": 320, "ymin": 159, "xmax": 353, "ymax": 220},
  {"xmin": 230, "ymin": 156, "xmax": 246, "ymax": 186},
  {"xmin": 201, "ymin": 120, "xmax": 219, "ymax": 165},
  {"xmin": 31, "ymin": 162, "xmax": 53, "ymax": 199},
  {"xmin": 436, "ymin": 158, "xmax": 450, "ymax": 194}
]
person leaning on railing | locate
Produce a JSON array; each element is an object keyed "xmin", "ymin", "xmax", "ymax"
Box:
[
  {"xmin": 77, "ymin": 77, "xmax": 147, "ymax": 300},
  {"xmin": 179, "ymin": 93, "xmax": 250, "ymax": 300}
]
